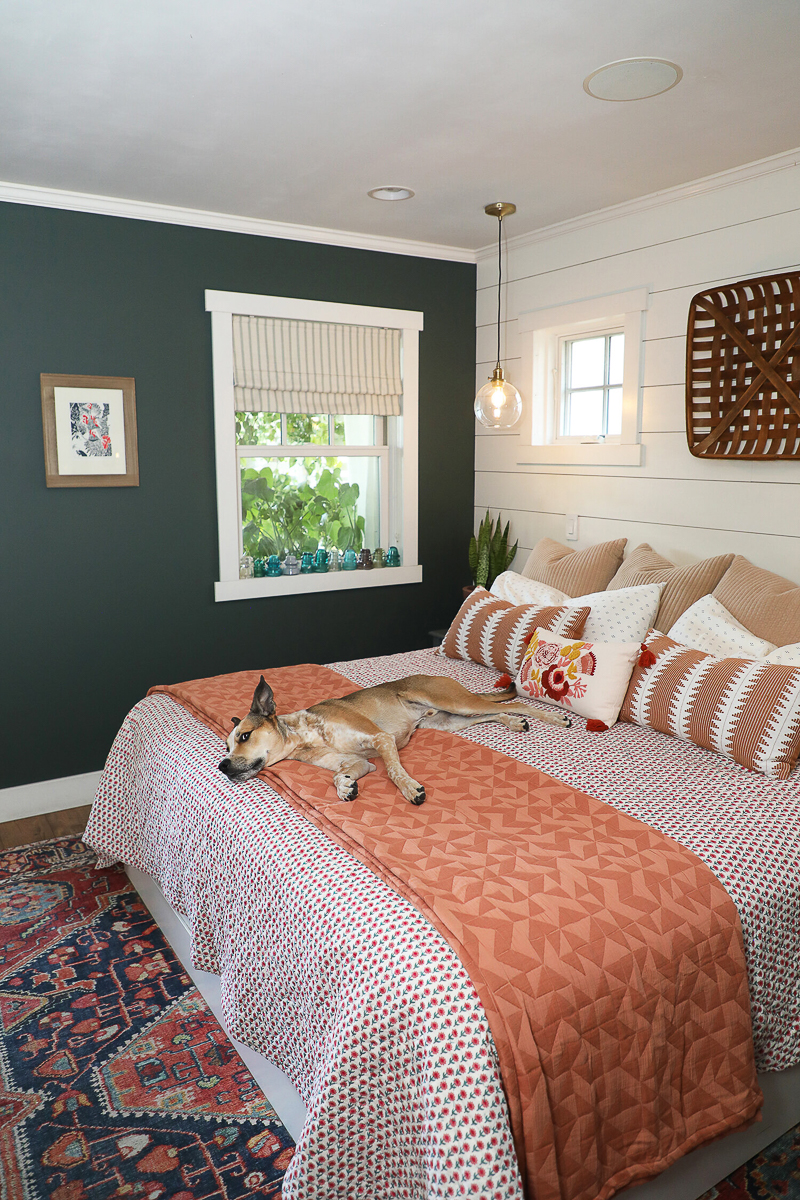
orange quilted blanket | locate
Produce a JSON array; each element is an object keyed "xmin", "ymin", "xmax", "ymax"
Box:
[{"xmin": 150, "ymin": 664, "xmax": 762, "ymax": 1200}]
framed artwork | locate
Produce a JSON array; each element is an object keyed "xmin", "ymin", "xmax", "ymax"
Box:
[{"xmin": 41, "ymin": 373, "xmax": 139, "ymax": 487}]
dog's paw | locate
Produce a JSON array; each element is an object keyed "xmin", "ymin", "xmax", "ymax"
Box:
[
  {"xmin": 507, "ymin": 714, "xmax": 530, "ymax": 733},
  {"xmin": 563, "ymin": 717, "xmax": 572, "ymax": 729},
  {"xmin": 409, "ymin": 785, "xmax": 426, "ymax": 806},
  {"xmin": 336, "ymin": 778, "xmax": 359, "ymax": 801}
]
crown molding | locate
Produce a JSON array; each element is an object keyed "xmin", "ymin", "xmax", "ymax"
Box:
[
  {"xmin": 476, "ymin": 145, "xmax": 800, "ymax": 260},
  {"xmin": 0, "ymin": 179, "xmax": 476, "ymax": 264}
]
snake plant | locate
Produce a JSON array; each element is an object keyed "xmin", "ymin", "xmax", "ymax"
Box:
[{"xmin": 468, "ymin": 510, "xmax": 518, "ymax": 589}]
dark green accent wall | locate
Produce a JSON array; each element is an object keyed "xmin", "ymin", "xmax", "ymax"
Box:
[{"xmin": 0, "ymin": 203, "xmax": 476, "ymax": 788}]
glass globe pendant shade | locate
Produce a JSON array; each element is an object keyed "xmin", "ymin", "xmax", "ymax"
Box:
[{"xmin": 474, "ymin": 366, "xmax": 522, "ymax": 429}]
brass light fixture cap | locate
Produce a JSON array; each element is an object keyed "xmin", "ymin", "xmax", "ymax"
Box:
[{"xmin": 485, "ymin": 202, "xmax": 516, "ymax": 220}]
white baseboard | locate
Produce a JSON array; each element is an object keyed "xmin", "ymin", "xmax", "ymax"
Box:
[{"xmin": 0, "ymin": 770, "xmax": 102, "ymax": 823}]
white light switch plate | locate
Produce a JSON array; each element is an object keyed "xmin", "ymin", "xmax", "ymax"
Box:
[{"xmin": 565, "ymin": 513, "xmax": 579, "ymax": 541}]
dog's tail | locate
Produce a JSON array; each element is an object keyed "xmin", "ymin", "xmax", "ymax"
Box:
[{"xmin": 477, "ymin": 686, "xmax": 517, "ymax": 702}]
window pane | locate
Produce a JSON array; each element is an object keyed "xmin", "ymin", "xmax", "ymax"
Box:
[
  {"xmin": 235, "ymin": 411, "xmax": 280, "ymax": 445},
  {"xmin": 241, "ymin": 456, "xmax": 380, "ymax": 559},
  {"xmin": 565, "ymin": 389, "xmax": 603, "ymax": 437},
  {"xmin": 286, "ymin": 413, "xmax": 329, "ymax": 444},
  {"xmin": 333, "ymin": 414, "xmax": 376, "ymax": 446},
  {"xmin": 607, "ymin": 387, "xmax": 623, "ymax": 435},
  {"xmin": 608, "ymin": 334, "xmax": 624, "ymax": 386},
  {"xmin": 569, "ymin": 337, "xmax": 605, "ymax": 389}
]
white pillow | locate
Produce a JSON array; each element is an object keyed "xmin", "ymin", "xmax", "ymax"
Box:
[
  {"xmin": 491, "ymin": 570, "xmax": 568, "ymax": 607},
  {"xmin": 552, "ymin": 583, "xmax": 664, "ymax": 643},
  {"xmin": 765, "ymin": 642, "xmax": 800, "ymax": 667},
  {"xmin": 668, "ymin": 594, "xmax": 776, "ymax": 659},
  {"xmin": 516, "ymin": 628, "xmax": 640, "ymax": 728}
]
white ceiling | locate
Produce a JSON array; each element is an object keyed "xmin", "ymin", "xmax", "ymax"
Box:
[{"xmin": 3, "ymin": 0, "xmax": 800, "ymax": 252}]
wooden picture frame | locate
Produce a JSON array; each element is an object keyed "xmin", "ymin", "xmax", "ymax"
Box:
[{"xmin": 41, "ymin": 373, "xmax": 139, "ymax": 487}]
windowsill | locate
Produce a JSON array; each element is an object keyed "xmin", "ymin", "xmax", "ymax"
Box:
[
  {"xmin": 215, "ymin": 563, "xmax": 423, "ymax": 602},
  {"xmin": 517, "ymin": 443, "xmax": 643, "ymax": 466}
]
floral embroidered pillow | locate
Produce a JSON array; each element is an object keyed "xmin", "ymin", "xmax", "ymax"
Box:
[{"xmin": 516, "ymin": 628, "xmax": 641, "ymax": 728}]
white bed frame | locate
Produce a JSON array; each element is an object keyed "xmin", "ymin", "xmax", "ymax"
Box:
[{"xmin": 127, "ymin": 864, "xmax": 800, "ymax": 1200}]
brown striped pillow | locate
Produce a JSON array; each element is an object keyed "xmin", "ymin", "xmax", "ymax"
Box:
[
  {"xmin": 607, "ymin": 544, "xmax": 734, "ymax": 631},
  {"xmin": 712, "ymin": 556, "xmax": 800, "ymax": 647},
  {"xmin": 621, "ymin": 631, "xmax": 800, "ymax": 779},
  {"xmin": 442, "ymin": 587, "xmax": 590, "ymax": 675},
  {"xmin": 521, "ymin": 537, "xmax": 627, "ymax": 596}
]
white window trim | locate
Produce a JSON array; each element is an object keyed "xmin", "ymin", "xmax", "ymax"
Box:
[
  {"xmin": 206, "ymin": 289, "xmax": 423, "ymax": 601},
  {"xmin": 515, "ymin": 288, "xmax": 648, "ymax": 466}
]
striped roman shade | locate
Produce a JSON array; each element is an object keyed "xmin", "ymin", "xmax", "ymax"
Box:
[
  {"xmin": 442, "ymin": 587, "xmax": 590, "ymax": 675},
  {"xmin": 232, "ymin": 315, "xmax": 403, "ymax": 415},
  {"xmin": 621, "ymin": 631, "xmax": 800, "ymax": 779}
]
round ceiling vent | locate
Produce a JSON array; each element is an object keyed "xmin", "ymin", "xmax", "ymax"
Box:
[
  {"xmin": 367, "ymin": 186, "xmax": 415, "ymax": 201},
  {"xmin": 583, "ymin": 58, "xmax": 683, "ymax": 101}
]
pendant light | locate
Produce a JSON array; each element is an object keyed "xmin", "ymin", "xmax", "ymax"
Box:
[{"xmin": 474, "ymin": 202, "xmax": 522, "ymax": 429}]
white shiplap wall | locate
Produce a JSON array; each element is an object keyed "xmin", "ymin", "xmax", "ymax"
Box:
[{"xmin": 475, "ymin": 153, "xmax": 800, "ymax": 581}]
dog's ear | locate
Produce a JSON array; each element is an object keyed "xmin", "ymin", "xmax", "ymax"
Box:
[
  {"xmin": 231, "ymin": 716, "xmax": 241, "ymax": 727},
  {"xmin": 250, "ymin": 675, "xmax": 276, "ymax": 719}
]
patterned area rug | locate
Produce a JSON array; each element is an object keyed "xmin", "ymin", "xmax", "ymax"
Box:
[
  {"xmin": 698, "ymin": 1124, "xmax": 800, "ymax": 1198},
  {"xmin": 0, "ymin": 836, "xmax": 294, "ymax": 1200}
]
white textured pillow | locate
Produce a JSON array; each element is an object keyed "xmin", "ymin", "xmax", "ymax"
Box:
[
  {"xmin": 765, "ymin": 643, "xmax": 800, "ymax": 667},
  {"xmin": 491, "ymin": 570, "xmax": 568, "ymax": 607},
  {"xmin": 551, "ymin": 583, "xmax": 664, "ymax": 643},
  {"xmin": 668, "ymin": 594, "xmax": 776, "ymax": 659},
  {"xmin": 516, "ymin": 628, "xmax": 641, "ymax": 728}
]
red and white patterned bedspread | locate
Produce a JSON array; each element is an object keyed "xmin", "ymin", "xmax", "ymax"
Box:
[{"xmin": 84, "ymin": 647, "xmax": 800, "ymax": 1200}]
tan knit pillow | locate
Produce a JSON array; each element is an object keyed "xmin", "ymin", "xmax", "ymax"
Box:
[
  {"xmin": 621, "ymin": 631, "xmax": 800, "ymax": 779},
  {"xmin": 520, "ymin": 537, "xmax": 627, "ymax": 597},
  {"xmin": 713, "ymin": 556, "xmax": 800, "ymax": 647},
  {"xmin": 442, "ymin": 587, "xmax": 590, "ymax": 675},
  {"xmin": 607, "ymin": 544, "xmax": 734, "ymax": 631}
]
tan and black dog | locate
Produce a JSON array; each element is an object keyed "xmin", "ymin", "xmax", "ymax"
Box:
[{"xmin": 219, "ymin": 673, "xmax": 570, "ymax": 805}]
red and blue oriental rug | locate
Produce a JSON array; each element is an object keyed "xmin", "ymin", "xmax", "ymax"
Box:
[
  {"xmin": 0, "ymin": 836, "xmax": 294, "ymax": 1200},
  {"xmin": 1, "ymin": 834, "xmax": 798, "ymax": 1200}
]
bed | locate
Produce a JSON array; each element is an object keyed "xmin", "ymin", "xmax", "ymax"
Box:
[{"xmin": 83, "ymin": 645, "xmax": 800, "ymax": 1200}]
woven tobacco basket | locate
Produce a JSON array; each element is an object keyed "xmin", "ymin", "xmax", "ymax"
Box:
[{"xmin": 686, "ymin": 270, "xmax": 800, "ymax": 458}]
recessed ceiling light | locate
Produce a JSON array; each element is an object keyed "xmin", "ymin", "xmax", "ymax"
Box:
[
  {"xmin": 368, "ymin": 186, "xmax": 415, "ymax": 201},
  {"xmin": 583, "ymin": 58, "xmax": 683, "ymax": 101}
]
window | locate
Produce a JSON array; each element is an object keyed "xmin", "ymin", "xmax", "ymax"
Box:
[
  {"xmin": 237, "ymin": 413, "xmax": 387, "ymax": 560},
  {"xmin": 559, "ymin": 332, "xmax": 624, "ymax": 441},
  {"xmin": 207, "ymin": 290, "xmax": 423, "ymax": 601},
  {"xmin": 516, "ymin": 288, "xmax": 648, "ymax": 466}
]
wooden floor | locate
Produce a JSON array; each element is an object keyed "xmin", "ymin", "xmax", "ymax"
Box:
[{"xmin": 0, "ymin": 805, "xmax": 92, "ymax": 851}]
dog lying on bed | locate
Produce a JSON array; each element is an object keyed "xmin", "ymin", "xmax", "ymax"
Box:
[{"xmin": 219, "ymin": 673, "xmax": 570, "ymax": 804}]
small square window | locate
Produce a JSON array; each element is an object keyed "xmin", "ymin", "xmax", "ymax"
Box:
[{"xmin": 560, "ymin": 333, "xmax": 624, "ymax": 440}]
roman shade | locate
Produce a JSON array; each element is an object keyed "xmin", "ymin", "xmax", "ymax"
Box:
[{"xmin": 232, "ymin": 315, "xmax": 403, "ymax": 415}]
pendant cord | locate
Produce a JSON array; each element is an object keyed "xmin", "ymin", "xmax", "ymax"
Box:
[{"xmin": 496, "ymin": 215, "xmax": 502, "ymax": 370}]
